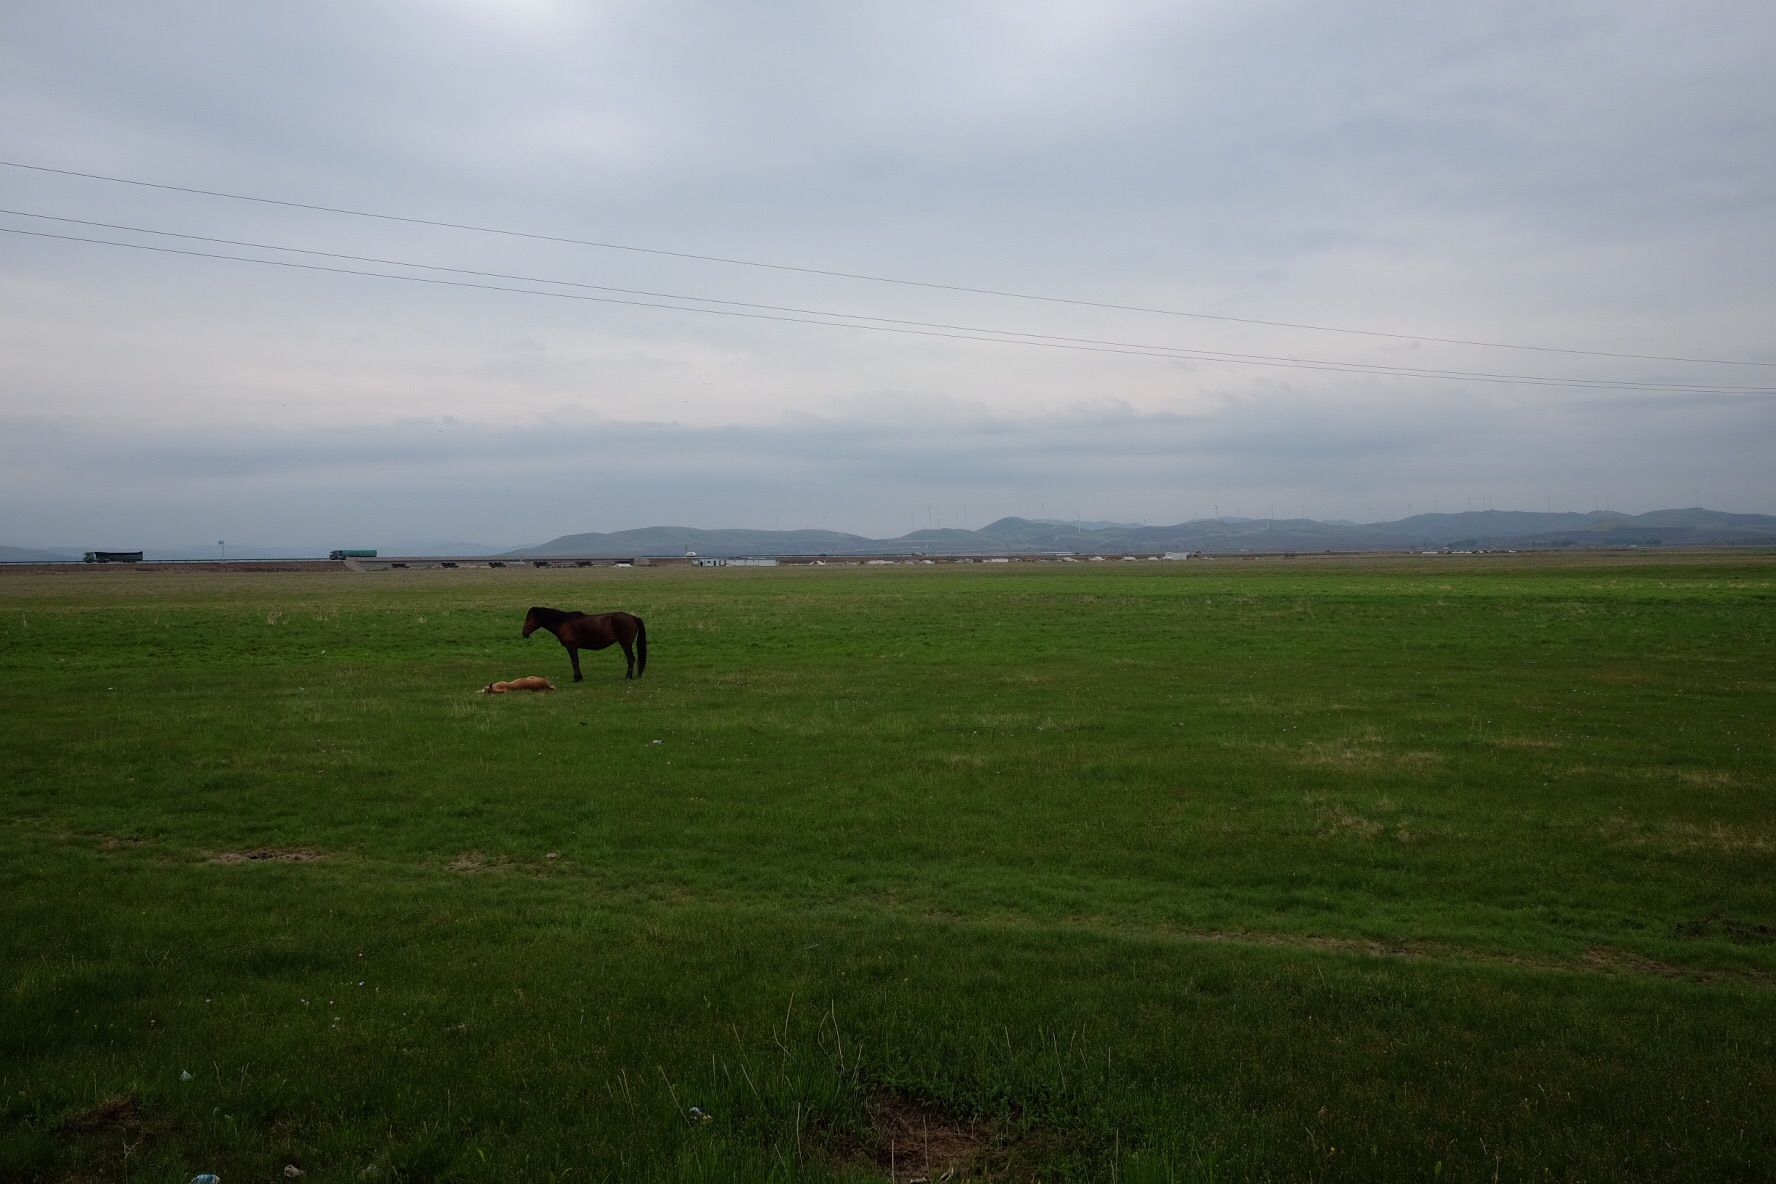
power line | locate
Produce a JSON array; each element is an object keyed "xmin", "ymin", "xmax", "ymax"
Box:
[
  {"xmin": 4, "ymin": 158, "xmax": 1770, "ymax": 370},
  {"xmin": 8, "ymin": 223, "xmax": 1772, "ymax": 396},
  {"xmin": 12, "ymin": 207, "xmax": 1769, "ymax": 392}
]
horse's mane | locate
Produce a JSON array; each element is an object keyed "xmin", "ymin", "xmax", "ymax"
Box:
[{"xmin": 525, "ymin": 606, "xmax": 587, "ymax": 626}]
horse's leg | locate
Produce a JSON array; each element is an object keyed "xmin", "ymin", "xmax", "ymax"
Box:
[
  {"xmin": 619, "ymin": 636, "xmax": 636, "ymax": 679},
  {"xmin": 569, "ymin": 646, "xmax": 583, "ymax": 682}
]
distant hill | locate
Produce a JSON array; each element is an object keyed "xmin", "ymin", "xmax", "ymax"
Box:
[
  {"xmin": 10, "ymin": 508, "xmax": 1771, "ymax": 565},
  {"xmin": 516, "ymin": 508, "xmax": 1776, "ymax": 557},
  {"xmin": 521, "ymin": 525, "xmax": 877, "ymax": 557},
  {"xmin": 1381, "ymin": 509, "xmax": 1776, "ymax": 550}
]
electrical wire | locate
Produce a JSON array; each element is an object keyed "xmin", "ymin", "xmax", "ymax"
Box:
[
  {"xmin": 4, "ymin": 158, "xmax": 1769, "ymax": 370},
  {"xmin": 6, "ymin": 222, "xmax": 1771, "ymax": 396},
  {"xmin": 14, "ymin": 207, "xmax": 1773, "ymax": 390}
]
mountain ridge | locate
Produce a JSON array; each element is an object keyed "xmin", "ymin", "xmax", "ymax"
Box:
[
  {"xmin": 516, "ymin": 507, "xmax": 1776, "ymax": 557},
  {"xmin": 8, "ymin": 509, "xmax": 1773, "ymax": 561}
]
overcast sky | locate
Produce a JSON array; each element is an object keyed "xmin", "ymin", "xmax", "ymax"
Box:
[{"xmin": 3, "ymin": 1, "xmax": 1773, "ymax": 549}]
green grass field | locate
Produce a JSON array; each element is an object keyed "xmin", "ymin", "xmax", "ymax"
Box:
[{"xmin": 3, "ymin": 554, "xmax": 1773, "ymax": 1182}]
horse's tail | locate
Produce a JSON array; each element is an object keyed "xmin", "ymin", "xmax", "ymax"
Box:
[{"xmin": 634, "ymin": 615, "xmax": 648, "ymax": 677}]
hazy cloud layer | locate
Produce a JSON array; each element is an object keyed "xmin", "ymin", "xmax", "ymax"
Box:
[
  {"xmin": 4, "ymin": 384, "xmax": 1766, "ymax": 549},
  {"xmin": 2, "ymin": 2, "xmax": 1772, "ymax": 546}
]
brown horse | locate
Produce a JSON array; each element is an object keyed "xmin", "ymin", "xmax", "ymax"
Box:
[{"xmin": 521, "ymin": 606, "xmax": 648, "ymax": 682}]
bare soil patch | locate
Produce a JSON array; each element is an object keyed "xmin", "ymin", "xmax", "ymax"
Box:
[
  {"xmin": 210, "ymin": 848, "xmax": 325, "ymax": 864},
  {"xmin": 865, "ymin": 1091, "xmax": 993, "ymax": 1182},
  {"xmin": 59, "ymin": 1093, "xmax": 142, "ymax": 1135},
  {"xmin": 54, "ymin": 1092, "xmax": 169, "ymax": 1174},
  {"xmin": 1287, "ymin": 734, "xmax": 1443, "ymax": 772},
  {"xmin": 1489, "ymin": 734, "xmax": 1563, "ymax": 750},
  {"xmin": 1067, "ymin": 916, "xmax": 1776, "ymax": 986},
  {"xmin": 1582, "ymin": 945, "xmax": 1688, "ymax": 978},
  {"xmin": 1673, "ymin": 914, "xmax": 1776, "ymax": 945}
]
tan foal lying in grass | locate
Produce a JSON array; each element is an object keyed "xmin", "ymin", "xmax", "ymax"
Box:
[{"xmin": 480, "ymin": 675, "xmax": 557, "ymax": 694}]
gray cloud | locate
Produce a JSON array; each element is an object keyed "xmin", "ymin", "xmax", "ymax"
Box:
[
  {"xmin": 2, "ymin": 1, "xmax": 1772, "ymax": 547},
  {"xmin": 3, "ymin": 382, "xmax": 1768, "ymax": 548}
]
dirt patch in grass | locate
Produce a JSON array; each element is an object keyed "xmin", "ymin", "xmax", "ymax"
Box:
[
  {"xmin": 59, "ymin": 1093, "xmax": 143, "ymax": 1136},
  {"xmin": 444, "ymin": 851, "xmax": 568, "ymax": 875},
  {"xmin": 1066, "ymin": 916, "xmax": 1776, "ymax": 986},
  {"xmin": 1489, "ymin": 734, "xmax": 1563, "ymax": 750},
  {"xmin": 1320, "ymin": 810, "xmax": 1385, "ymax": 839},
  {"xmin": 1582, "ymin": 945, "xmax": 1688, "ymax": 978},
  {"xmin": 210, "ymin": 848, "xmax": 325, "ymax": 864},
  {"xmin": 1169, "ymin": 926, "xmax": 1422, "ymax": 963},
  {"xmin": 1674, "ymin": 769, "xmax": 1738, "ymax": 789},
  {"xmin": 864, "ymin": 1090, "xmax": 992, "ymax": 1182},
  {"xmin": 1658, "ymin": 820, "xmax": 1774, "ymax": 853},
  {"xmin": 1300, "ymin": 794, "xmax": 1412, "ymax": 842},
  {"xmin": 55, "ymin": 1092, "xmax": 159, "ymax": 1175},
  {"xmin": 1673, "ymin": 914, "xmax": 1776, "ymax": 945},
  {"xmin": 849, "ymin": 1090, "xmax": 1082, "ymax": 1182},
  {"xmin": 1288, "ymin": 735, "xmax": 1443, "ymax": 772},
  {"xmin": 1598, "ymin": 817, "xmax": 1773, "ymax": 854}
]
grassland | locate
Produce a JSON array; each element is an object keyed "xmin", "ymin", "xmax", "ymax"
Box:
[{"xmin": 2, "ymin": 553, "xmax": 1773, "ymax": 1182}]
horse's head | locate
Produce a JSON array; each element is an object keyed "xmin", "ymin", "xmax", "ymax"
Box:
[{"xmin": 521, "ymin": 607, "xmax": 541, "ymax": 638}]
